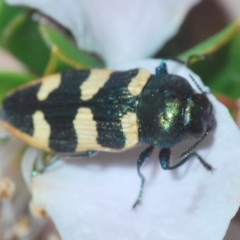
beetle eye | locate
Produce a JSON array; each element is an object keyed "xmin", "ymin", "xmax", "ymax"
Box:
[
  {"xmin": 187, "ymin": 120, "xmax": 204, "ymax": 138},
  {"xmin": 192, "ymin": 93, "xmax": 210, "ymax": 112}
]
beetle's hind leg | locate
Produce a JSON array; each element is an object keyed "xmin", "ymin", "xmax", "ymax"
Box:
[
  {"xmin": 132, "ymin": 146, "xmax": 154, "ymax": 209},
  {"xmin": 58, "ymin": 150, "xmax": 97, "ymax": 160},
  {"xmin": 31, "ymin": 150, "xmax": 97, "ymax": 177},
  {"xmin": 31, "ymin": 153, "xmax": 57, "ymax": 177},
  {"xmin": 32, "ymin": 155, "xmax": 56, "ymax": 176},
  {"xmin": 159, "ymin": 148, "xmax": 213, "ymax": 171}
]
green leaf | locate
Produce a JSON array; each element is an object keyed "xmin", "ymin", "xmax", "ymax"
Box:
[
  {"xmin": 0, "ymin": 0, "xmax": 24, "ymax": 36},
  {"xmin": 178, "ymin": 22, "xmax": 240, "ymax": 100},
  {"xmin": 0, "ymin": 71, "xmax": 35, "ymax": 104},
  {"xmin": 0, "ymin": 8, "xmax": 104, "ymax": 74},
  {"xmin": 1, "ymin": 11, "xmax": 50, "ymax": 74},
  {"xmin": 39, "ymin": 24, "xmax": 104, "ymax": 75}
]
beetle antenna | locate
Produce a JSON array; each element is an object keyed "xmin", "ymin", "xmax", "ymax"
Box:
[
  {"xmin": 189, "ymin": 74, "xmax": 210, "ymax": 95},
  {"xmin": 179, "ymin": 127, "xmax": 211, "ymax": 158}
]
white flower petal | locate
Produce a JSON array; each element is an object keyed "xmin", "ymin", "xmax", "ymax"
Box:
[
  {"xmin": 0, "ymin": 134, "xmax": 23, "ymax": 175},
  {"xmin": 0, "ymin": 135, "xmax": 27, "ymax": 237},
  {"xmin": 0, "ymin": 48, "xmax": 28, "ymax": 72},
  {"xmin": 30, "ymin": 59, "xmax": 240, "ymax": 240},
  {"xmin": 21, "ymin": 147, "xmax": 43, "ymax": 189},
  {"xmin": 6, "ymin": 0, "xmax": 200, "ymax": 65},
  {"xmin": 218, "ymin": 0, "xmax": 240, "ymax": 20},
  {"xmin": 0, "ymin": 128, "xmax": 47, "ymax": 239}
]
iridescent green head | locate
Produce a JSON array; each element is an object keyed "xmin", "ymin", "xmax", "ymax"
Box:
[{"xmin": 137, "ymin": 61, "xmax": 216, "ymax": 149}]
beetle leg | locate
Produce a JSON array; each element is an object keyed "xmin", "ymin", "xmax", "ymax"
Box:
[
  {"xmin": 132, "ymin": 145, "xmax": 154, "ymax": 209},
  {"xmin": 159, "ymin": 148, "xmax": 213, "ymax": 171},
  {"xmin": 155, "ymin": 60, "xmax": 168, "ymax": 75},
  {"xmin": 31, "ymin": 151, "xmax": 97, "ymax": 177},
  {"xmin": 31, "ymin": 154, "xmax": 59, "ymax": 177},
  {"xmin": 57, "ymin": 151, "xmax": 97, "ymax": 159}
]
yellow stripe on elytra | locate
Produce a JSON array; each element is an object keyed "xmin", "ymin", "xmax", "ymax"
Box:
[
  {"xmin": 80, "ymin": 70, "xmax": 113, "ymax": 101},
  {"xmin": 0, "ymin": 120, "xmax": 51, "ymax": 152},
  {"xmin": 32, "ymin": 111, "xmax": 51, "ymax": 145},
  {"xmin": 37, "ymin": 74, "xmax": 61, "ymax": 101},
  {"xmin": 121, "ymin": 112, "xmax": 139, "ymax": 148},
  {"xmin": 73, "ymin": 107, "xmax": 103, "ymax": 151},
  {"xmin": 127, "ymin": 69, "xmax": 151, "ymax": 96}
]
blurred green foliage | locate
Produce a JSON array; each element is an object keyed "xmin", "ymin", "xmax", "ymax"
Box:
[
  {"xmin": 0, "ymin": 0, "xmax": 104, "ymax": 104},
  {"xmin": 179, "ymin": 22, "xmax": 240, "ymax": 100},
  {"xmin": 178, "ymin": 22, "xmax": 240, "ymax": 117},
  {"xmin": 0, "ymin": 1, "xmax": 240, "ymax": 115},
  {"xmin": 0, "ymin": 1, "xmax": 103, "ymax": 75},
  {"xmin": 0, "ymin": 71, "xmax": 34, "ymax": 103}
]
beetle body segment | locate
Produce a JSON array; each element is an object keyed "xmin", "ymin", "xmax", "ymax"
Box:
[
  {"xmin": 138, "ymin": 74, "xmax": 193, "ymax": 148},
  {"xmin": 0, "ymin": 66, "xmax": 215, "ymax": 154},
  {"xmin": 0, "ymin": 61, "xmax": 217, "ymax": 208},
  {"xmin": 1, "ymin": 69, "xmax": 146, "ymax": 152}
]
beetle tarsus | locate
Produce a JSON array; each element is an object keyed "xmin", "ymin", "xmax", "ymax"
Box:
[
  {"xmin": 159, "ymin": 149, "xmax": 213, "ymax": 171},
  {"xmin": 132, "ymin": 183, "xmax": 144, "ymax": 209},
  {"xmin": 58, "ymin": 150, "xmax": 97, "ymax": 159},
  {"xmin": 193, "ymin": 152, "xmax": 214, "ymax": 172},
  {"xmin": 31, "ymin": 150, "xmax": 97, "ymax": 177},
  {"xmin": 133, "ymin": 146, "xmax": 154, "ymax": 209},
  {"xmin": 31, "ymin": 155, "xmax": 59, "ymax": 177}
]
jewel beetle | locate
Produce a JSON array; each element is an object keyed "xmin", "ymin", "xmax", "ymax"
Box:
[{"xmin": 0, "ymin": 61, "xmax": 216, "ymax": 208}]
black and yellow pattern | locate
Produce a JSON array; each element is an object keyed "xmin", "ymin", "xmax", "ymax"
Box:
[
  {"xmin": 0, "ymin": 61, "xmax": 216, "ymax": 208},
  {"xmin": 0, "ymin": 68, "xmax": 150, "ymax": 153}
]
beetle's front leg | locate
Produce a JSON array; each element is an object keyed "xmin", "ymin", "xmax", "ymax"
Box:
[
  {"xmin": 159, "ymin": 148, "xmax": 213, "ymax": 171},
  {"xmin": 132, "ymin": 145, "xmax": 154, "ymax": 209}
]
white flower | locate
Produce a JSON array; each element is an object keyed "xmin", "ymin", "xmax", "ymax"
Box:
[
  {"xmin": 22, "ymin": 59, "xmax": 240, "ymax": 240},
  {"xmin": 0, "ymin": 128, "xmax": 46, "ymax": 239},
  {"xmin": 218, "ymin": 0, "xmax": 240, "ymax": 20},
  {"xmin": 3, "ymin": 1, "xmax": 240, "ymax": 239},
  {"xmin": 6, "ymin": 0, "xmax": 200, "ymax": 65}
]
